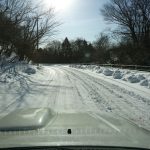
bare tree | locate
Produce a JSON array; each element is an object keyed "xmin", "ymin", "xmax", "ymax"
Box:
[
  {"xmin": 94, "ymin": 33, "xmax": 110, "ymax": 50},
  {"xmin": 0, "ymin": 0, "xmax": 60, "ymax": 60},
  {"xmin": 46, "ymin": 40, "xmax": 62, "ymax": 52},
  {"xmin": 101, "ymin": 0, "xmax": 150, "ymax": 47},
  {"xmin": 93, "ymin": 33, "xmax": 110, "ymax": 63}
]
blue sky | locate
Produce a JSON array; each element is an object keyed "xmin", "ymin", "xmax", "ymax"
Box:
[{"xmin": 42, "ymin": 0, "xmax": 113, "ymax": 42}]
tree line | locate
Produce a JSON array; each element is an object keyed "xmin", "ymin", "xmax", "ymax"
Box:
[
  {"xmin": 34, "ymin": 33, "xmax": 150, "ymax": 65},
  {"xmin": 33, "ymin": 37, "xmax": 96, "ymax": 63}
]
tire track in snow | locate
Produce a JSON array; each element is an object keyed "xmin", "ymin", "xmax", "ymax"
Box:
[
  {"xmin": 50, "ymin": 67, "xmax": 87, "ymax": 112},
  {"xmin": 61, "ymin": 67, "xmax": 112, "ymax": 112},
  {"xmin": 65, "ymin": 67, "xmax": 150, "ymax": 112}
]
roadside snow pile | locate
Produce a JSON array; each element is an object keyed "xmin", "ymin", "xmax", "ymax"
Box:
[
  {"xmin": 0, "ymin": 53, "xmax": 37, "ymax": 83},
  {"xmin": 140, "ymin": 79, "xmax": 149, "ymax": 86},
  {"xmin": 23, "ymin": 67, "xmax": 36, "ymax": 75},
  {"xmin": 96, "ymin": 69, "xmax": 103, "ymax": 73},
  {"xmin": 137, "ymin": 74, "xmax": 146, "ymax": 80},
  {"xmin": 122, "ymin": 73, "xmax": 150, "ymax": 85},
  {"xmin": 36, "ymin": 64, "xmax": 43, "ymax": 70},
  {"xmin": 113, "ymin": 70, "xmax": 123, "ymax": 79},
  {"xmin": 70, "ymin": 64, "xmax": 150, "ymax": 89},
  {"xmin": 127, "ymin": 75, "xmax": 140, "ymax": 83},
  {"xmin": 0, "ymin": 72, "xmax": 14, "ymax": 83},
  {"xmin": 103, "ymin": 68, "xmax": 113, "ymax": 76}
]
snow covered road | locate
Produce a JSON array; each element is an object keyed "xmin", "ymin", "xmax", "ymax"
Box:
[{"xmin": 0, "ymin": 65, "xmax": 150, "ymax": 130}]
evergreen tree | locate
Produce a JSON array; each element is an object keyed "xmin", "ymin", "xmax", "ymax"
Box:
[{"xmin": 62, "ymin": 37, "xmax": 72, "ymax": 62}]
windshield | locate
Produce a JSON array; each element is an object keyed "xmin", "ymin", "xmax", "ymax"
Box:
[{"xmin": 0, "ymin": 0, "xmax": 150, "ymax": 149}]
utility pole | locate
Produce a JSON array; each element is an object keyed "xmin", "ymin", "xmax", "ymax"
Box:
[
  {"xmin": 6, "ymin": 0, "xmax": 9, "ymax": 9},
  {"xmin": 32, "ymin": 15, "xmax": 41, "ymax": 52},
  {"xmin": 36, "ymin": 16, "xmax": 41, "ymax": 51},
  {"xmin": 36, "ymin": 17, "xmax": 39, "ymax": 51}
]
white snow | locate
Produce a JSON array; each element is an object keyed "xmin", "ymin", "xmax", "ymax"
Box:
[{"xmin": 0, "ymin": 63, "xmax": 150, "ymax": 132}]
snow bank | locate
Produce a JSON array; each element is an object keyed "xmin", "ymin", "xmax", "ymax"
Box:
[
  {"xmin": 70, "ymin": 64, "xmax": 150, "ymax": 89},
  {"xmin": 0, "ymin": 73, "xmax": 13, "ymax": 83},
  {"xmin": 127, "ymin": 75, "xmax": 140, "ymax": 83},
  {"xmin": 137, "ymin": 74, "xmax": 145, "ymax": 80},
  {"xmin": 96, "ymin": 69, "xmax": 103, "ymax": 73},
  {"xmin": 140, "ymin": 79, "xmax": 149, "ymax": 86},
  {"xmin": 23, "ymin": 67, "xmax": 36, "ymax": 75},
  {"xmin": 113, "ymin": 70, "xmax": 123, "ymax": 79},
  {"xmin": 103, "ymin": 68, "xmax": 113, "ymax": 76},
  {"xmin": 0, "ymin": 53, "xmax": 37, "ymax": 83}
]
